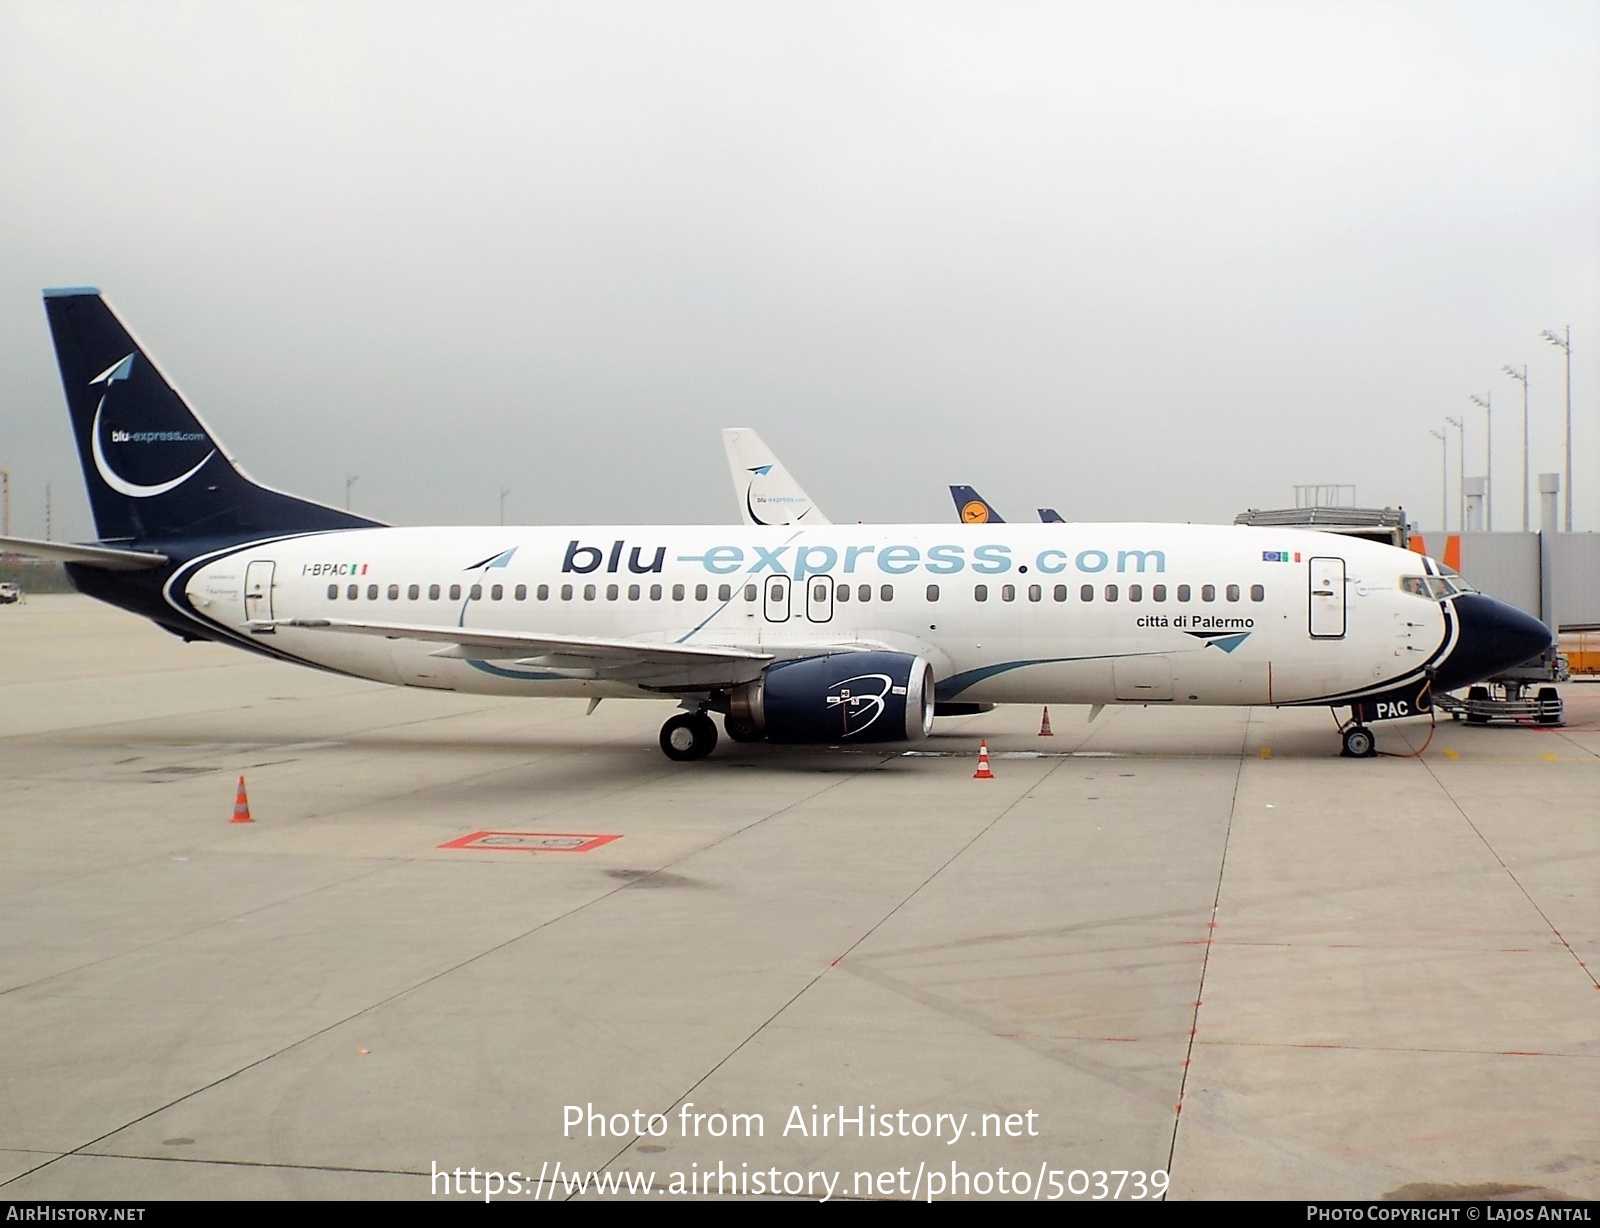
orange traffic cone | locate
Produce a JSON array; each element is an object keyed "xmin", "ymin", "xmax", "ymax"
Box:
[
  {"xmin": 230, "ymin": 775, "xmax": 253, "ymax": 824},
  {"xmin": 973, "ymin": 740, "xmax": 994, "ymax": 779},
  {"xmin": 1038, "ymin": 706, "xmax": 1054, "ymax": 736}
]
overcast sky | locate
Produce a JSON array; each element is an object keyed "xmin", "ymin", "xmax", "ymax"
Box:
[{"xmin": 1, "ymin": 0, "xmax": 1595, "ymax": 541}]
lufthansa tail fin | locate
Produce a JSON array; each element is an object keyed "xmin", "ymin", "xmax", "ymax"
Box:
[
  {"xmin": 950, "ymin": 485, "xmax": 1005, "ymax": 524},
  {"xmin": 43, "ymin": 288, "xmax": 381, "ymax": 544},
  {"xmin": 721, "ymin": 428, "xmax": 830, "ymax": 526}
]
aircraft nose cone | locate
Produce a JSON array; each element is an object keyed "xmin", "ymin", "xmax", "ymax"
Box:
[{"xmin": 1434, "ymin": 594, "xmax": 1554, "ymax": 691}]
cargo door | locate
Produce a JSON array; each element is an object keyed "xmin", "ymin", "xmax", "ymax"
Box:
[{"xmin": 1113, "ymin": 655, "xmax": 1173, "ymax": 701}]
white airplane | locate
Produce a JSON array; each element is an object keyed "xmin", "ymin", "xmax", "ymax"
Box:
[
  {"xmin": 722, "ymin": 428, "xmax": 829, "ymax": 527},
  {"xmin": 6, "ymin": 289, "xmax": 1552, "ymax": 762}
]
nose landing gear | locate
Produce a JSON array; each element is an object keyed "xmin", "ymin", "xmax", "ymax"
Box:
[{"xmin": 1339, "ymin": 722, "xmax": 1376, "ymax": 758}]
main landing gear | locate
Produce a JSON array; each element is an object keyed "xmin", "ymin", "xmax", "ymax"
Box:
[
  {"xmin": 1338, "ymin": 721, "xmax": 1377, "ymax": 759},
  {"xmin": 659, "ymin": 711, "xmax": 719, "ymax": 761}
]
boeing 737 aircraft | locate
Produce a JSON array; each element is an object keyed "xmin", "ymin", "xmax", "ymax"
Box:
[{"xmin": 7, "ymin": 289, "xmax": 1552, "ymax": 762}]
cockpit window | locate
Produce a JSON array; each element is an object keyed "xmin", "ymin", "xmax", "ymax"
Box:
[{"xmin": 1402, "ymin": 574, "xmax": 1467, "ymax": 600}]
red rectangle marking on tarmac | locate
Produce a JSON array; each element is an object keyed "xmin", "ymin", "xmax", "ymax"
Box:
[{"xmin": 438, "ymin": 831, "xmax": 620, "ymax": 853}]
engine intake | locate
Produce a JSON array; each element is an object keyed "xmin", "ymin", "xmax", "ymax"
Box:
[{"xmin": 728, "ymin": 651, "xmax": 935, "ymax": 744}]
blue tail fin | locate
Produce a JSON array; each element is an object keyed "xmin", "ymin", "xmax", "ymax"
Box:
[
  {"xmin": 43, "ymin": 288, "xmax": 380, "ymax": 543},
  {"xmin": 949, "ymin": 485, "xmax": 1005, "ymax": 524},
  {"xmin": 1038, "ymin": 508, "xmax": 1065, "ymax": 523}
]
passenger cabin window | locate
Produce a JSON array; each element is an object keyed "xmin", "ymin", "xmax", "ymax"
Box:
[
  {"xmin": 858, "ymin": 585, "xmax": 872, "ymax": 603},
  {"xmin": 1053, "ymin": 584, "xmax": 1068, "ymax": 602},
  {"xmin": 490, "ymin": 584, "xmax": 503, "ymax": 600},
  {"xmin": 1104, "ymin": 584, "xmax": 1118, "ymax": 602},
  {"xmin": 606, "ymin": 584, "xmax": 619, "ymax": 600},
  {"xmin": 927, "ymin": 584, "xmax": 940, "ymax": 601},
  {"xmin": 560, "ymin": 584, "xmax": 573, "ymax": 600},
  {"xmin": 1201, "ymin": 584, "xmax": 1215, "ymax": 602},
  {"xmin": 672, "ymin": 584, "xmax": 685, "ymax": 601},
  {"xmin": 628, "ymin": 584, "xmax": 640, "ymax": 600},
  {"xmin": 1080, "ymin": 584, "xmax": 1094, "ymax": 602},
  {"xmin": 974, "ymin": 584, "xmax": 988, "ymax": 602},
  {"xmin": 1153, "ymin": 584, "xmax": 1167, "ymax": 601},
  {"xmin": 1001, "ymin": 584, "xmax": 1015, "ymax": 602},
  {"xmin": 449, "ymin": 584, "xmax": 462, "ymax": 601},
  {"xmin": 367, "ymin": 584, "xmax": 379, "ymax": 600},
  {"xmin": 694, "ymin": 584, "xmax": 708, "ymax": 602},
  {"xmin": 387, "ymin": 584, "xmax": 399, "ymax": 600},
  {"xmin": 718, "ymin": 584, "xmax": 731, "ymax": 601},
  {"xmin": 813, "ymin": 582, "xmax": 827, "ymax": 603},
  {"xmin": 429, "ymin": 584, "xmax": 441, "ymax": 600},
  {"xmin": 836, "ymin": 585, "xmax": 850, "ymax": 602},
  {"xmin": 650, "ymin": 584, "xmax": 662, "ymax": 600},
  {"xmin": 348, "ymin": 584, "xmax": 359, "ymax": 600},
  {"xmin": 744, "ymin": 584, "xmax": 757, "ymax": 601},
  {"xmin": 1250, "ymin": 584, "xmax": 1265, "ymax": 602},
  {"xmin": 583, "ymin": 584, "xmax": 596, "ymax": 600},
  {"xmin": 1128, "ymin": 584, "xmax": 1142, "ymax": 602},
  {"xmin": 515, "ymin": 584, "xmax": 527, "ymax": 600},
  {"xmin": 1177, "ymin": 584, "xmax": 1191, "ymax": 602},
  {"xmin": 1226, "ymin": 584, "xmax": 1240, "ymax": 602},
  {"xmin": 536, "ymin": 584, "xmax": 549, "ymax": 600},
  {"xmin": 1028, "ymin": 584, "xmax": 1041, "ymax": 602},
  {"xmin": 408, "ymin": 584, "xmax": 420, "ymax": 600},
  {"xmin": 880, "ymin": 585, "xmax": 893, "ymax": 602},
  {"xmin": 327, "ymin": 584, "xmax": 338, "ymax": 599},
  {"xmin": 469, "ymin": 584, "xmax": 482, "ymax": 600}
]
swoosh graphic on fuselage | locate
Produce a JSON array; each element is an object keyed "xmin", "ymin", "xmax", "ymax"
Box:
[{"xmin": 91, "ymin": 394, "xmax": 216, "ymax": 498}]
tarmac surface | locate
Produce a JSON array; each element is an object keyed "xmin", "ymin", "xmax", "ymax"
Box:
[{"xmin": 1, "ymin": 593, "xmax": 1595, "ymax": 1201}]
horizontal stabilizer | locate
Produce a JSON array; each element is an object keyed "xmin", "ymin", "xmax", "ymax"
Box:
[{"xmin": 0, "ymin": 535, "xmax": 168, "ymax": 570}]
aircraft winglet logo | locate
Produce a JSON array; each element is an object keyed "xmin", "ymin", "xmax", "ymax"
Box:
[
  {"xmin": 748, "ymin": 465, "xmax": 772, "ymax": 476},
  {"xmin": 88, "ymin": 352, "xmax": 218, "ymax": 499},
  {"xmin": 961, "ymin": 500, "xmax": 991, "ymax": 524}
]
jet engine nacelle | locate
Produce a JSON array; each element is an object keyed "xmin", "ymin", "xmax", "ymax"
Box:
[{"xmin": 728, "ymin": 651, "xmax": 935, "ymax": 744}]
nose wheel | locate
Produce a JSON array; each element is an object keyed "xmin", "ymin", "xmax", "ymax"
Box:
[
  {"xmin": 660, "ymin": 711, "xmax": 719, "ymax": 761},
  {"xmin": 1340, "ymin": 724, "xmax": 1376, "ymax": 758}
]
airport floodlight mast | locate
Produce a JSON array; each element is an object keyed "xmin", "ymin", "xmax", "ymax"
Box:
[
  {"xmin": 1429, "ymin": 429, "xmax": 1448, "ymax": 532},
  {"xmin": 1541, "ymin": 326, "xmax": 1572, "ymax": 531},
  {"xmin": 1469, "ymin": 393, "xmax": 1492, "ymax": 530},
  {"xmin": 1446, "ymin": 416, "xmax": 1465, "ymax": 531},
  {"xmin": 0, "ymin": 466, "xmax": 8, "ymax": 538},
  {"xmin": 1502, "ymin": 365, "xmax": 1530, "ymax": 532},
  {"xmin": 499, "ymin": 486, "xmax": 510, "ymax": 526},
  {"xmin": 345, "ymin": 474, "xmax": 359, "ymax": 512}
]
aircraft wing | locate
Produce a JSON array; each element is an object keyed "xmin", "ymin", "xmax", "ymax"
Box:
[
  {"xmin": 722, "ymin": 428, "xmax": 831, "ymax": 526},
  {"xmin": 0, "ymin": 534, "xmax": 168, "ymax": 570},
  {"xmin": 263, "ymin": 617, "xmax": 776, "ymax": 688}
]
